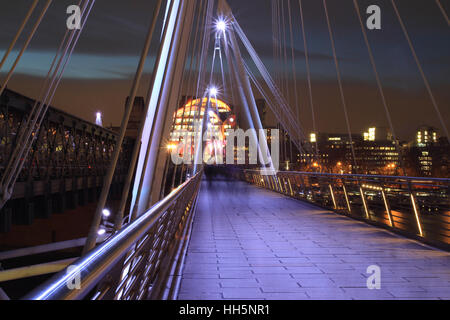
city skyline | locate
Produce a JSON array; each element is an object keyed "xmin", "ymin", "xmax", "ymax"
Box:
[{"xmin": 0, "ymin": 0, "xmax": 449, "ymax": 141}]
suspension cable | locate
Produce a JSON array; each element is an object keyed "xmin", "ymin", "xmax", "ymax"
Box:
[
  {"xmin": 272, "ymin": 0, "xmax": 279, "ymax": 87},
  {"xmin": 436, "ymin": 0, "xmax": 450, "ymax": 26},
  {"xmin": 323, "ymin": 0, "xmax": 358, "ymax": 172},
  {"xmin": 187, "ymin": 0, "xmax": 209, "ymax": 174},
  {"xmin": 125, "ymin": 0, "xmax": 179, "ymax": 227},
  {"xmin": 1, "ymin": 0, "xmax": 90, "ymax": 207},
  {"xmin": 232, "ymin": 21, "xmax": 307, "ymax": 150},
  {"xmin": 391, "ymin": 0, "xmax": 449, "ymax": 144},
  {"xmin": 0, "ymin": 0, "xmax": 39, "ymax": 71},
  {"xmin": 281, "ymin": 0, "xmax": 290, "ymax": 104},
  {"xmin": 9, "ymin": 0, "xmax": 93, "ymax": 186},
  {"xmin": 111, "ymin": 0, "xmax": 164, "ymax": 230},
  {"xmin": 193, "ymin": 0, "xmax": 215, "ymax": 174},
  {"xmin": 281, "ymin": 0, "xmax": 292, "ymax": 164},
  {"xmin": 177, "ymin": 0, "xmax": 207, "ymax": 185},
  {"xmin": 353, "ymin": 0, "xmax": 406, "ymax": 175},
  {"xmin": 287, "ymin": 0, "xmax": 301, "ymax": 127},
  {"xmin": 298, "ymin": 0, "xmax": 319, "ymax": 163},
  {"xmin": 0, "ymin": 0, "xmax": 52, "ymax": 98},
  {"xmin": 166, "ymin": 0, "xmax": 201, "ymax": 193}
]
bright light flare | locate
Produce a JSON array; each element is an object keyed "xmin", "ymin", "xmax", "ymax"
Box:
[
  {"xmin": 96, "ymin": 112, "xmax": 103, "ymax": 127},
  {"xmin": 102, "ymin": 209, "xmax": 111, "ymax": 217},
  {"xmin": 209, "ymin": 87, "xmax": 218, "ymax": 96},
  {"xmin": 167, "ymin": 143, "xmax": 177, "ymax": 151},
  {"xmin": 216, "ymin": 20, "xmax": 227, "ymax": 32},
  {"xmin": 97, "ymin": 228, "xmax": 106, "ymax": 236}
]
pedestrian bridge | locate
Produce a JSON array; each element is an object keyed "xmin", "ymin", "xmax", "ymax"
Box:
[
  {"xmin": 1, "ymin": 0, "xmax": 449, "ymax": 301},
  {"xmin": 179, "ymin": 178, "xmax": 450, "ymax": 300},
  {"xmin": 22, "ymin": 170, "xmax": 450, "ymax": 300}
]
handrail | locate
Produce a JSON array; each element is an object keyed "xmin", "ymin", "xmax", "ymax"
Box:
[
  {"xmin": 23, "ymin": 172, "xmax": 203, "ymax": 300},
  {"xmin": 245, "ymin": 169, "xmax": 450, "ymax": 184},
  {"xmin": 243, "ymin": 169, "xmax": 450, "ymax": 250}
]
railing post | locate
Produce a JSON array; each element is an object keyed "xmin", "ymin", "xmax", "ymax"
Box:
[
  {"xmin": 329, "ymin": 183, "xmax": 337, "ymax": 210},
  {"xmin": 287, "ymin": 177, "xmax": 294, "ymax": 197},
  {"xmin": 270, "ymin": 176, "xmax": 275, "ymax": 191},
  {"xmin": 359, "ymin": 184, "xmax": 370, "ymax": 220},
  {"xmin": 381, "ymin": 184, "xmax": 395, "ymax": 228},
  {"xmin": 277, "ymin": 176, "xmax": 283, "ymax": 193},
  {"xmin": 282, "ymin": 177, "xmax": 288, "ymax": 194},
  {"xmin": 342, "ymin": 182, "xmax": 352, "ymax": 214},
  {"xmin": 408, "ymin": 181, "xmax": 424, "ymax": 237},
  {"xmin": 299, "ymin": 174, "xmax": 306, "ymax": 199}
]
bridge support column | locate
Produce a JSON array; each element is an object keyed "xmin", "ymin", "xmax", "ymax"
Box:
[
  {"xmin": 130, "ymin": 0, "xmax": 197, "ymax": 215},
  {"xmin": 219, "ymin": 2, "xmax": 274, "ymax": 171}
]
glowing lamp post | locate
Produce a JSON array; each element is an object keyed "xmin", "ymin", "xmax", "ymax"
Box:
[
  {"xmin": 209, "ymin": 87, "xmax": 218, "ymax": 96},
  {"xmin": 216, "ymin": 20, "xmax": 227, "ymax": 32}
]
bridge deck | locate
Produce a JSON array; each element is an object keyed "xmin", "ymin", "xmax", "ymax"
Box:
[{"xmin": 178, "ymin": 179, "xmax": 450, "ymax": 300}]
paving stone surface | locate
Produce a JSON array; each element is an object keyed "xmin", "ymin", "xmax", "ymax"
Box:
[{"xmin": 178, "ymin": 180, "xmax": 450, "ymax": 300}]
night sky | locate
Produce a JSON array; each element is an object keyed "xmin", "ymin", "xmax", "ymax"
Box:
[{"xmin": 0, "ymin": 0, "xmax": 449, "ymax": 141}]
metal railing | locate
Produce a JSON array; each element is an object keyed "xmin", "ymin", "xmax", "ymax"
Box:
[
  {"xmin": 245, "ymin": 170, "xmax": 450, "ymax": 249},
  {"xmin": 23, "ymin": 172, "xmax": 203, "ymax": 300},
  {"xmin": 0, "ymin": 88, "xmax": 134, "ymax": 231}
]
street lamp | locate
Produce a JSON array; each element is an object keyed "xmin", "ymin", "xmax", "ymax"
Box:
[
  {"xmin": 209, "ymin": 87, "xmax": 218, "ymax": 96},
  {"xmin": 102, "ymin": 209, "xmax": 111, "ymax": 218},
  {"xmin": 96, "ymin": 112, "xmax": 103, "ymax": 127}
]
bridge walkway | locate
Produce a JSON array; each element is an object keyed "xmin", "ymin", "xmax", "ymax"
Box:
[{"xmin": 178, "ymin": 178, "xmax": 450, "ymax": 300}]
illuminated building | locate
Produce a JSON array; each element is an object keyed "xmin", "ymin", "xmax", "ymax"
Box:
[
  {"xmin": 169, "ymin": 97, "xmax": 236, "ymax": 163},
  {"xmin": 355, "ymin": 127, "xmax": 399, "ymax": 174},
  {"xmin": 415, "ymin": 126, "xmax": 438, "ymax": 147},
  {"xmin": 363, "ymin": 127, "xmax": 392, "ymax": 142},
  {"xmin": 363, "ymin": 127, "xmax": 376, "ymax": 141},
  {"xmin": 406, "ymin": 126, "xmax": 448, "ymax": 177},
  {"xmin": 301, "ymin": 133, "xmax": 360, "ymax": 173},
  {"xmin": 301, "ymin": 130, "xmax": 400, "ymax": 175},
  {"xmin": 353, "ymin": 142, "xmax": 400, "ymax": 175}
]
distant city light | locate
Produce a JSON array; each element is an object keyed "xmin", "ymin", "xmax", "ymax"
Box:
[
  {"xmin": 209, "ymin": 87, "xmax": 218, "ymax": 96},
  {"xmin": 310, "ymin": 133, "xmax": 317, "ymax": 143},
  {"xmin": 364, "ymin": 127, "xmax": 376, "ymax": 141},
  {"xmin": 96, "ymin": 112, "xmax": 103, "ymax": 127}
]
